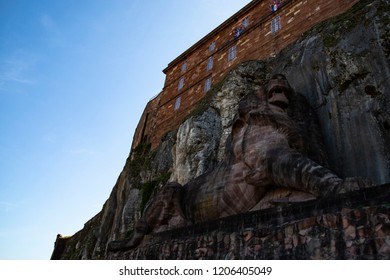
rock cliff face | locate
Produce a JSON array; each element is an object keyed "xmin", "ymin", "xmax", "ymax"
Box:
[
  {"xmin": 51, "ymin": 0, "xmax": 390, "ymax": 260},
  {"xmin": 271, "ymin": 0, "xmax": 390, "ymax": 183}
]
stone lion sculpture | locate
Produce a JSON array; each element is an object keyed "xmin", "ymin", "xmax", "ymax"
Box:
[{"xmin": 108, "ymin": 74, "xmax": 371, "ymax": 251}]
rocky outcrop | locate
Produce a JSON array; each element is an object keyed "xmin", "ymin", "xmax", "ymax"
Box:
[
  {"xmin": 109, "ymin": 73, "xmax": 376, "ymax": 253},
  {"xmin": 171, "ymin": 61, "xmax": 267, "ymax": 185},
  {"xmin": 270, "ymin": 0, "xmax": 390, "ymax": 183},
  {"xmin": 171, "ymin": 108, "xmax": 222, "ymax": 185},
  {"xmin": 52, "ymin": 0, "xmax": 390, "ymax": 259}
]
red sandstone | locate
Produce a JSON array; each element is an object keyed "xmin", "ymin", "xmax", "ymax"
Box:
[{"xmin": 132, "ymin": 0, "xmax": 360, "ymax": 149}]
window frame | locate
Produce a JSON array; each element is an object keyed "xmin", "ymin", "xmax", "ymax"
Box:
[
  {"xmin": 207, "ymin": 56, "xmax": 214, "ymax": 71},
  {"xmin": 174, "ymin": 96, "xmax": 181, "ymax": 111},
  {"xmin": 242, "ymin": 17, "xmax": 249, "ymax": 29},
  {"xmin": 178, "ymin": 77, "xmax": 184, "ymax": 91},
  {"xmin": 271, "ymin": 16, "xmax": 281, "ymax": 33},
  {"xmin": 181, "ymin": 62, "xmax": 187, "ymax": 73},
  {"xmin": 209, "ymin": 41, "xmax": 216, "ymax": 53},
  {"xmin": 204, "ymin": 77, "xmax": 212, "ymax": 93},
  {"xmin": 228, "ymin": 45, "xmax": 237, "ymax": 62}
]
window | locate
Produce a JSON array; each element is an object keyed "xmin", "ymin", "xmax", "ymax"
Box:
[
  {"xmin": 178, "ymin": 77, "xmax": 184, "ymax": 90},
  {"xmin": 269, "ymin": 0, "xmax": 283, "ymax": 12},
  {"xmin": 181, "ymin": 62, "xmax": 187, "ymax": 73},
  {"xmin": 204, "ymin": 77, "xmax": 212, "ymax": 92},
  {"xmin": 207, "ymin": 56, "xmax": 214, "ymax": 71},
  {"xmin": 234, "ymin": 17, "xmax": 249, "ymax": 38},
  {"xmin": 209, "ymin": 41, "xmax": 216, "ymax": 53},
  {"xmin": 242, "ymin": 17, "xmax": 249, "ymax": 29},
  {"xmin": 234, "ymin": 27, "xmax": 243, "ymax": 38},
  {"xmin": 174, "ymin": 97, "xmax": 181, "ymax": 111},
  {"xmin": 271, "ymin": 16, "xmax": 281, "ymax": 33},
  {"xmin": 228, "ymin": 45, "xmax": 236, "ymax": 62}
]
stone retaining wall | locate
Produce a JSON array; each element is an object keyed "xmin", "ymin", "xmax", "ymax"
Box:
[{"xmin": 108, "ymin": 184, "xmax": 390, "ymax": 259}]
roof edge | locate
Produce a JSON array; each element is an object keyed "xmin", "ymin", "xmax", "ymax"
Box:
[{"xmin": 163, "ymin": 0, "xmax": 261, "ymax": 74}]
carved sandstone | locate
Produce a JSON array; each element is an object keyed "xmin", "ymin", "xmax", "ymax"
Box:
[{"xmin": 108, "ymin": 74, "xmax": 371, "ymax": 252}]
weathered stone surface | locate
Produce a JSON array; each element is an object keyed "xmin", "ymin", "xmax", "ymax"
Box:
[
  {"xmin": 52, "ymin": 0, "xmax": 390, "ymax": 260},
  {"xmin": 270, "ymin": 0, "xmax": 390, "ymax": 183},
  {"xmin": 171, "ymin": 108, "xmax": 222, "ymax": 185},
  {"xmin": 211, "ymin": 61, "xmax": 267, "ymax": 161},
  {"xmin": 105, "ymin": 184, "xmax": 390, "ymax": 260},
  {"xmin": 171, "ymin": 61, "xmax": 268, "ymax": 185},
  {"xmin": 107, "ymin": 73, "xmax": 374, "ymax": 253}
]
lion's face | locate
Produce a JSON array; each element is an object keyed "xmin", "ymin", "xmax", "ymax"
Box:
[{"xmin": 266, "ymin": 77, "xmax": 291, "ymax": 114}]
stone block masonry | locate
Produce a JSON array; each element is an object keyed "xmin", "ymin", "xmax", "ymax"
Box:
[
  {"xmin": 132, "ymin": 0, "xmax": 361, "ymax": 149},
  {"xmin": 108, "ymin": 184, "xmax": 390, "ymax": 260}
]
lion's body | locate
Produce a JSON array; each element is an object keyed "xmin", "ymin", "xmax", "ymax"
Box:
[{"xmin": 108, "ymin": 75, "xmax": 371, "ymax": 252}]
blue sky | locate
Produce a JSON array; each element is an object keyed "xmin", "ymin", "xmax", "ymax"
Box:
[{"xmin": 0, "ymin": 0, "xmax": 251, "ymax": 259}]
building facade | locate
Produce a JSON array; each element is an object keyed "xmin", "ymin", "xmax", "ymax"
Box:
[{"xmin": 132, "ymin": 0, "xmax": 360, "ymax": 149}]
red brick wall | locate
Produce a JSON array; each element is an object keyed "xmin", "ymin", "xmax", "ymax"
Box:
[
  {"xmin": 132, "ymin": 95, "xmax": 160, "ymax": 148},
  {"xmin": 132, "ymin": 0, "xmax": 360, "ymax": 150}
]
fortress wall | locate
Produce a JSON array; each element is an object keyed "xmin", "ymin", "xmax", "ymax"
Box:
[
  {"xmin": 132, "ymin": 0, "xmax": 360, "ymax": 149},
  {"xmin": 131, "ymin": 95, "xmax": 161, "ymax": 149},
  {"xmin": 108, "ymin": 184, "xmax": 390, "ymax": 260}
]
